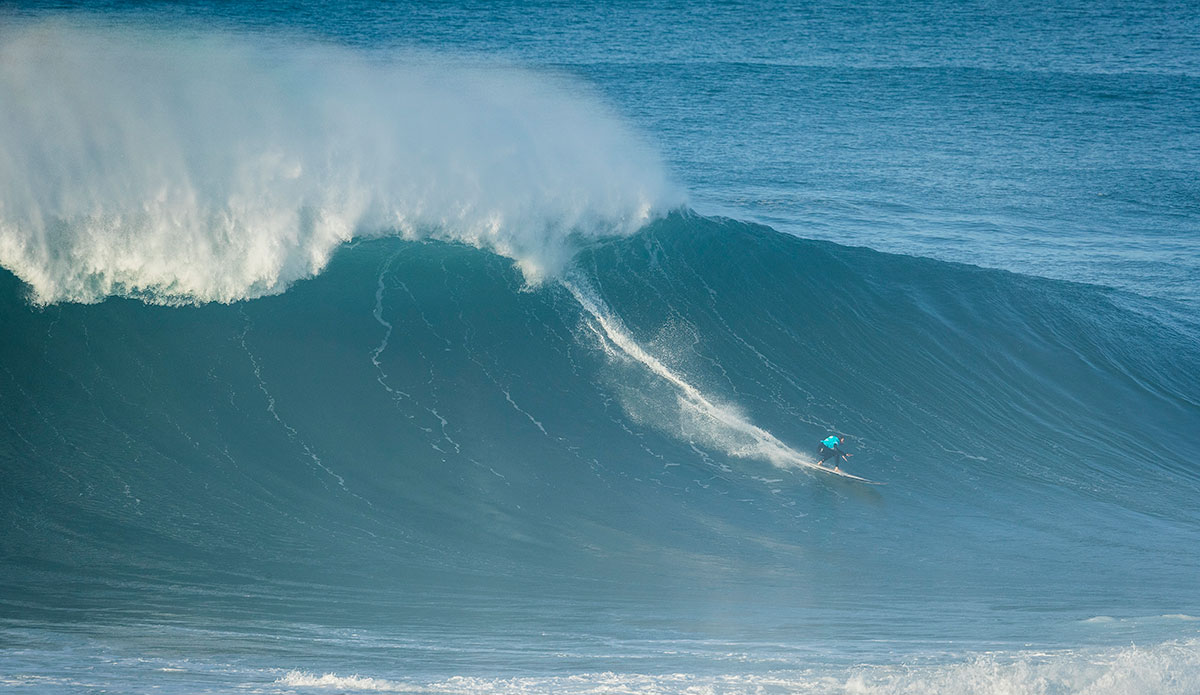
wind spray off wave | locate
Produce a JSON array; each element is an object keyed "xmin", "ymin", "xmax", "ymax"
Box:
[
  {"xmin": 565, "ymin": 276, "xmax": 819, "ymax": 472},
  {"xmin": 0, "ymin": 21, "xmax": 679, "ymax": 305}
]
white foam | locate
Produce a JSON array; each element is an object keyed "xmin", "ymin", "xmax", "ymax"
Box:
[
  {"xmin": 276, "ymin": 641, "xmax": 1200, "ymax": 694},
  {"xmin": 839, "ymin": 640, "xmax": 1200, "ymax": 695},
  {"xmin": 1083, "ymin": 614, "xmax": 1200, "ymax": 624},
  {"xmin": 0, "ymin": 21, "xmax": 680, "ymax": 305},
  {"xmin": 277, "ymin": 670, "xmax": 421, "ymax": 691},
  {"xmin": 565, "ymin": 278, "xmax": 817, "ymax": 471}
]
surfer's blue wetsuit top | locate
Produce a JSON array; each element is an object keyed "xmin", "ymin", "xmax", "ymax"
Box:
[{"xmin": 822, "ymin": 436, "xmax": 840, "ymax": 449}]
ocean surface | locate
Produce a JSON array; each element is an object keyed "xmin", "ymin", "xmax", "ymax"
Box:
[{"xmin": 2, "ymin": 2, "xmax": 1199, "ymax": 693}]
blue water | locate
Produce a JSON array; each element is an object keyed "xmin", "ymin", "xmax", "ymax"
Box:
[{"xmin": 2, "ymin": 2, "xmax": 1199, "ymax": 693}]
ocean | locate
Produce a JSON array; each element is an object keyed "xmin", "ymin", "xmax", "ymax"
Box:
[{"xmin": 1, "ymin": 2, "xmax": 1198, "ymax": 693}]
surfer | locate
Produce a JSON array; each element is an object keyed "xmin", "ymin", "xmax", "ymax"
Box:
[{"xmin": 816, "ymin": 435, "xmax": 851, "ymax": 470}]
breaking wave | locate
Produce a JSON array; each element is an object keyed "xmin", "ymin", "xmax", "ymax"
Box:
[{"xmin": 0, "ymin": 21, "xmax": 678, "ymax": 305}]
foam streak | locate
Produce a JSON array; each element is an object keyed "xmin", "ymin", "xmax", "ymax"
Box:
[{"xmin": 564, "ymin": 277, "xmax": 816, "ymax": 471}]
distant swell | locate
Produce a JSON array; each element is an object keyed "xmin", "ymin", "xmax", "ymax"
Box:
[{"xmin": 0, "ymin": 21, "xmax": 679, "ymax": 305}]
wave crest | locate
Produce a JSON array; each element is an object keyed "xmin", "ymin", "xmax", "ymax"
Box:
[{"xmin": 0, "ymin": 21, "xmax": 679, "ymax": 305}]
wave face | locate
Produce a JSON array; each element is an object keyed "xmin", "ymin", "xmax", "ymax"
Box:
[
  {"xmin": 3, "ymin": 212, "xmax": 1199, "ymax": 646},
  {"xmin": 0, "ymin": 22, "xmax": 676, "ymax": 305}
]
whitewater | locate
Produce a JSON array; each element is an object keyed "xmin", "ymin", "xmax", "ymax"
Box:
[
  {"xmin": 0, "ymin": 22, "xmax": 675, "ymax": 304},
  {"xmin": 2, "ymin": 3, "xmax": 1200, "ymax": 694}
]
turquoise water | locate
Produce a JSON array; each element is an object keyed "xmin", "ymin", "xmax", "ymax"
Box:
[{"xmin": 1, "ymin": 3, "xmax": 1199, "ymax": 693}]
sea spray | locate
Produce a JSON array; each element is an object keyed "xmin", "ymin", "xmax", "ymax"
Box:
[
  {"xmin": 0, "ymin": 21, "xmax": 680, "ymax": 305},
  {"xmin": 563, "ymin": 274, "xmax": 819, "ymax": 472}
]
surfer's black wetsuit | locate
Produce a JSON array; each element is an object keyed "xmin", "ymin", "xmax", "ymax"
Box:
[{"xmin": 816, "ymin": 444, "xmax": 843, "ymax": 465}]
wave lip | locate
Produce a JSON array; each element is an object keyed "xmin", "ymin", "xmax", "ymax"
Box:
[{"xmin": 0, "ymin": 21, "xmax": 680, "ymax": 305}]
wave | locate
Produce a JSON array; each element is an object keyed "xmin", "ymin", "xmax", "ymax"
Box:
[
  {"xmin": 0, "ymin": 21, "xmax": 678, "ymax": 305},
  {"xmin": 3, "ymin": 210, "xmax": 1198, "ymax": 612}
]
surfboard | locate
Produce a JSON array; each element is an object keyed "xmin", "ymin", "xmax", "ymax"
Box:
[{"xmin": 813, "ymin": 465, "xmax": 884, "ymax": 485}]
